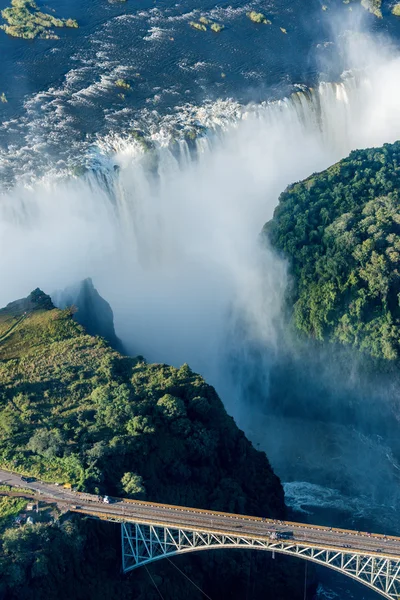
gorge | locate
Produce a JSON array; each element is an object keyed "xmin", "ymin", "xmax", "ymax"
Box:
[{"xmin": 2, "ymin": 7, "xmax": 400, "ymax": 598}]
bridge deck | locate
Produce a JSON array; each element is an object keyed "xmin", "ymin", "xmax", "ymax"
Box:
[{"xmin": 1, "ymin": 468, "xmax": 399, "ymax": 558}]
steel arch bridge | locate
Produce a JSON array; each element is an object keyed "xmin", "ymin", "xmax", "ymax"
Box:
[{"xmin": 122, "ymin": 522, "xmax": 400, "ymax": 599}]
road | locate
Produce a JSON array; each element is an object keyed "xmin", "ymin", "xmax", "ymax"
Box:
[
  {"xmin": 1, "ymin": 469, "xmax": 400, "ymax": 558},
  {"xmin": 0, "ymin": 312, "xmax": 28, "ymax": 345}
]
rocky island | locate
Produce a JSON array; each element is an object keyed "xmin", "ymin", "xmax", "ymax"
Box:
[
  {"xmin": 0, "ymin": 0, "xmax": 78, "ymax": 40},
  {"xmin": 361, "ymin": 0, "xmax": 382, "ymax": 18},
  {"xmin": 247, "ymin": 11, "xmax": 272, "ymax": 25}
]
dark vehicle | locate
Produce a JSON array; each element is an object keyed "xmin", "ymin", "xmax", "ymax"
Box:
[
  {"xmin": 277, "ymin": 531, "xmax": 294, "ymax": 540},
  {"xmin": 21, "ymin": 476, "xmax": 35, "ymax": 483}
]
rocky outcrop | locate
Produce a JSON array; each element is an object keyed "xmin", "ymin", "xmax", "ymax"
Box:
[
  {"xmin": 52, "ymin": 278, "xmax": 124, "ymax": 351},
  {"xmin": 0, "ymin": 288, "xmax": 54, "ymax": 318}
]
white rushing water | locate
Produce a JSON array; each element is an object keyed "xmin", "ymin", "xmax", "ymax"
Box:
[
  {"xmin": 2, "ymin": 33, "xmax": 400, "ymax": 600},
  {"xmin": 3, "ymin": 46, "xmax": 400, "ymax": 395},
  {"xmin": 2, "ymin": 33, "xmax": 400, "ymax": 531},
  {"xmin": 2, "ymin": 29, "xmax": 400, "ymax": 600}
]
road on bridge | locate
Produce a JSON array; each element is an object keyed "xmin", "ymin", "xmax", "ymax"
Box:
[{"xmin": 1, "ymin": 468, "xmax": 399, "ymax": 559}]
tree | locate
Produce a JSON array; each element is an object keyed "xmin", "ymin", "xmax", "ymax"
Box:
[
  {"xmin": 27, "ymin": 429, "xmax": 64, "ymax": 458},
  {"xmin": 157, "ymin": 394, "xmax": 186, "ymax": 420},
  {"xmin": 0, "ymin": 407, "xmax": 21, "ymax": 440},
  {"xmin": 126, "ymin": 415, "xmax": 155, "ymax": 436},
  {"xmin": 120, "ymin": 472, "xmax": 146, "ymax": 498}
]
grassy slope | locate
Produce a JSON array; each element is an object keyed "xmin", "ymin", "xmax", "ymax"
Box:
[
  {"xmin": 0, "ymin": 287, "xmax": 286, "ymax": 508},
  {"xmin": 0, "ymin": 291, "xmax": 283, "ymax": 516},
  {"xmin": 0, "ymin": 289, "xmax": 309, "ymax": 600}
]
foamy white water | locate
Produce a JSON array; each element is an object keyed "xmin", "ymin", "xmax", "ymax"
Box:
[
  {"xmin": 2, "ymin": 37, "xmax": 400, "ymax": 402},
  {"xmin": 2, "ymin": 27, "xmax": 400, "ymax": 600}
]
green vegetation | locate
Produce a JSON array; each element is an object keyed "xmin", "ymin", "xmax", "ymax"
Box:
[
  {"xmin": 189, "ymin": 17, "xmax": 224, "ymax": 33},
  {"xmin": 0, "ymin": 485, "xmax": 32, "ymax": 494},
  {"xmin": 0, "ymin": 496, "xmax": 27, "ymax": 523},
  {"xmin": 0, "ymin": 520, "xmax": 90, "ymax": 598},
  {"xmin": 211, "ymin": 22, "xmax": 224, "ymax": 32},
  {"xmin": 360, "ymin": 0, "xmax": 382, "ymax": 18},
  {"xmin": 115, "ymin": 79, "xmax": 131, "ymax": 90},
  {"xmin": 0, "ymin": 0, "xmax": 78, "ymax": 40},
  {"xmin": 247, "ymin": 11, "xmax": 271, "ymax": 24},
  {"xmin": 189, "ymin": 21, "xmax": 207, "ymax": 31},
  {"xmin": 0, "ymin": 287, "xmax": 308, "ymax": 599},
  {"xmin": 0, "ymin": 287, "xmax": 283, "ymax": 504},
  {"xmin": 120, "ymin": 472, "xmax": 145, "ymax": 497},
  {"xmin": 0, "ymin": 485, "xmax": 13, "ymax": 493},
  {"xmin": 392, "ymin": 3, "xmax": 400, "ymax": 16},
  {"xmin": 0, "ymin": 288, "xmax": 282, "ymax": 511},
  {"xmin": 265, "ymin": 140, "xmax": 400, "ymax": 361}
]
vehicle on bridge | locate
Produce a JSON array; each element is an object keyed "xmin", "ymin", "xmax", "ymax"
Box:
[
  {"xmin": 277, "ymin": 531, "xmax": 294, "ymax": 540},
  {"xmin": 2, "ymin": 469, "xmax": 400, "ymax": 600}
]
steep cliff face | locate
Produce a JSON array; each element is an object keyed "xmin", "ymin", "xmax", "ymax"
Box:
[
  {"xmin": 0, "ymin": 289, "xmax": 306, "ymax": 600},
  {"xmin": 52, "ymin": 278, "xmax": 124, "ymax": 352}
]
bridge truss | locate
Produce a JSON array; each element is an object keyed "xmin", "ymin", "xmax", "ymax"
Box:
[{"xmin": 122, "ymin": 523, "xmax": 400, "ymax": 599}]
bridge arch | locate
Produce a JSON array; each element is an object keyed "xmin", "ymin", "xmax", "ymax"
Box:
[{"xmin": 122, "ymin": 522, "xmax": 400, "ymax": 599}]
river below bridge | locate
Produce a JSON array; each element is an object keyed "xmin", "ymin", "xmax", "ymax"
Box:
[{"xmin": 243, "ymin": 409, "xmax": 400, "ymax": 599}]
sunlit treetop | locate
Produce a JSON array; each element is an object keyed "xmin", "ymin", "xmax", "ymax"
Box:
[{"xmin": 264, "ymin": 140, "xmax": 400, "ymax": 361}]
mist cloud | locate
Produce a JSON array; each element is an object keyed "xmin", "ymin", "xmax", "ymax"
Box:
[{"xmin": 2, "ymin": 15, "xmax": 400, "ymax": 529}]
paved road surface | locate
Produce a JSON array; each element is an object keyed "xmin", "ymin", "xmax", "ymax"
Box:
[{"xmin": 1, "ymin": 469, "xmax": 399, "ymax": 558}]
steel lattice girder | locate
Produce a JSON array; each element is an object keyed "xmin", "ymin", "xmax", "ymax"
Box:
[{"xmin": 121, "ymin": 523, "xmax": 400, "ymax": 599}]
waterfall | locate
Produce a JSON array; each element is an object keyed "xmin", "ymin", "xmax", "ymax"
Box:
[
  {"xmin": 3, "ymin": 57, "xmax": 400, "ymax": 405},
  {"xmin": 3, "ymin": 50, "xmax": 400, "ymax": 561}
]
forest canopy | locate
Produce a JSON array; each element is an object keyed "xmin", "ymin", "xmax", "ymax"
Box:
[{"xmin": 264, "ymin": 140, "xmax": 400, "ymax": 360}]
